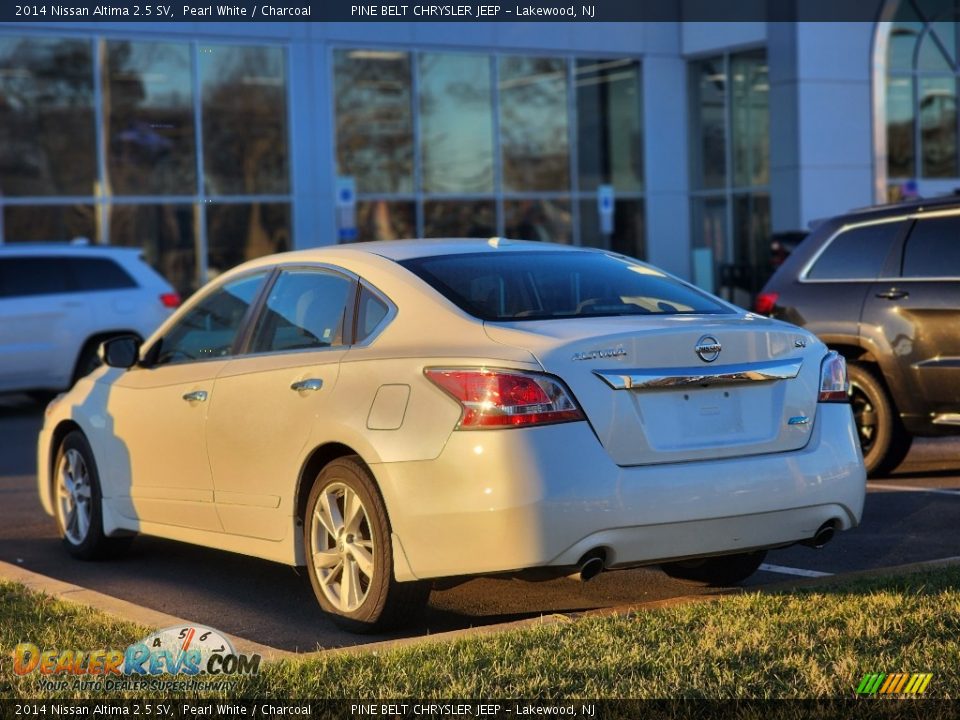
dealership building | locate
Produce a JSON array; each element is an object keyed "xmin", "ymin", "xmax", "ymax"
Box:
[{"xmin": 1, "ymin": 6, "xmax": 952, "ymax": 301}]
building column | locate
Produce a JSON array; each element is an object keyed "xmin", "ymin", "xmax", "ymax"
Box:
[{"xmin": 642, "ymin": 52, "xmax": 691, "ymax": 279}]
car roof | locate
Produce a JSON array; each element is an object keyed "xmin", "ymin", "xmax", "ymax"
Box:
[
  {"xmin": 260, "ymin": 238, "xmax": 604, "ymax": 265},
  {"xmin": 837, "ymin": 193, "xmax": 960, "ymax": 223},
  {"xmin": 0, "ymin": 243, "xmax": 144, "ymax": 257}
]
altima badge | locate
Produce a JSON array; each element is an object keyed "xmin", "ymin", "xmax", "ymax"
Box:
[
  {"xmin": 572, "ymin": 346, "xmax": 627, "ymax": 361},
  {"xmin": 694, "ymin": 335, "xmax": 722, "ymax": 363}
]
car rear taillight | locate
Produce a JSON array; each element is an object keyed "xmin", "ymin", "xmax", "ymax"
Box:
[
  {"xmin": 753, "ymin": 291, "xmax": 779, "ymax": 315},
  {"xmin": 819, "ymin": 351, "xmax": 849, "ymax": 403},
  {"xmin": 160, "ymin": 292, "xmax": 181, "ymax": 308},
  {"xmin": 424, "ymin": 368, "xmax": 585, "ymax": 429}
]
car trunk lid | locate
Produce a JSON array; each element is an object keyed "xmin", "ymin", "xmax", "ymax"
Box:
[{"xmin": 485, "ymin": 314, "xmax": 823, "ymax": 466}]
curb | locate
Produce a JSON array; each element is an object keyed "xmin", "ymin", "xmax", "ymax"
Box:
[
  {"xmin": 0, "ymin": 560, "xmax": 290, "ymax": 661},
  {"xmin": 4, "ymin": 554, "xmax": 960, "ymax": 660}
]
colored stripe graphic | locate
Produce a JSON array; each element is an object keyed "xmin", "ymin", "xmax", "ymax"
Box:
[{"xmin": 857, "ymin": 672, "xmax": 931, "ymax": 695}]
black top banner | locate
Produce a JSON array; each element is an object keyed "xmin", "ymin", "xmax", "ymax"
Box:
[{"xmin": 3, "ymin": 0, "xmax": 888, "ymax": 24}]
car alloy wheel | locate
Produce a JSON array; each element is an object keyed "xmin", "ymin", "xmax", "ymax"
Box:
[
  {"xmin": 57, "ymin": 447, "xmax": 93, "ymax": 546},
  {"xmin": 304, "ymin": 456, "xmax": 430, "ymax": 632},
  {"xmin": 310, "ymin": 482, "xmax": 376, "ymax": 613}
]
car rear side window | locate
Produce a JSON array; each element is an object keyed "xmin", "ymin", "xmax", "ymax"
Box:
[
  {"xmin": 0, "ymin": 257, "xmax": 72, "ymax": 297},
  {"xmin": 400, "ymin": 251, "xmax": 730, "ymax": 321},
  {"xmin": 250, "ymin": 269, "xmax": 354, "ymax": 353},
  {"xmin": 902, "ymin": 215, "xmax": 960, "ymax": 278},
  {"xmin": 806, "ymin": 222, "xmax": 902, "ymax": 280},
  {"xmin": 68, "ymin": 257, "xmax": 137, "ymax": 290},
  {"xmin": 355, "ymin": 286, "xmax": 389, "ymax": 343}
]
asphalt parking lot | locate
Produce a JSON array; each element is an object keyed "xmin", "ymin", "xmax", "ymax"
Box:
[{"xmin": 2, "ymin": 393, "xmax": 959, "ymax": 652}]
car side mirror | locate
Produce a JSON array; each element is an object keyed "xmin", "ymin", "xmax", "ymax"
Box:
[{"xmin": 99, "ymin": 336, "xmax": 141, "ymax": 369}]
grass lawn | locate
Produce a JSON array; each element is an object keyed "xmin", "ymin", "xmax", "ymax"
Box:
[{"xmin": 3, "ymin": 568, "xmax": 960, "ymax": 699}]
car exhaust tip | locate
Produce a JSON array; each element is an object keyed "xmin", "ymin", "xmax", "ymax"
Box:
[
  {"xmin": 578, "ymin": 553, "xmax": 606, "ymax": 582},
  {"xmin": 802, "ymin": 521, "xmax": 837, "ymax": 549}
]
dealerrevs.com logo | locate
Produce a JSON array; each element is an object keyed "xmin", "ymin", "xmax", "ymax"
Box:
[{"xmin": 12, "ymin": 624, "xmax": 260, "ymax": 693}]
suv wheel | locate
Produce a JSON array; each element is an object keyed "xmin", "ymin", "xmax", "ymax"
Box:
[{"xmin": 847, "ymin": 362, "xmax": 912, "ymax": 477}]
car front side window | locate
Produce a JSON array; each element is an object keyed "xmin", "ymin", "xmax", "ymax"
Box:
[{"xmin": 154, "ymin": 272, "xmax": 267, "ymax": 366}]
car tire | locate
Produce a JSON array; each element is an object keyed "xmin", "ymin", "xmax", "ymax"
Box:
[
  {"xmin": 304, "ymin": 456, "xmax": 430, "ymax": 633},
  {"xmin": 847, "ymin": 362, "xmax": 912, "ymax": 477},
  {"xmin": 661, "ymin": 550, "xmax": 767, "ymax": 586},
  {"xmin": 54, "ymin": 431, "xmax": 132, "ymax": 560},
  {"xmin": 72, "ymin": 341, "xmax": 103, "ymax": 385}
]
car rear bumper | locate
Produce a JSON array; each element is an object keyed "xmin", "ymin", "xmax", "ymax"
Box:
[{"xmin": 374, "ymin": 403, "xmax": 866, "ymax": 581}]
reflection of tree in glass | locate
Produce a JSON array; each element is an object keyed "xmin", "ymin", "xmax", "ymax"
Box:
[
  {"xmin": 419, "ymin": 53, "xmax": 494, "ymax": 193},
  {"xmin": 206, "ymin": 203, "xmax": 290, "ymax": 279},
  {"xmin": 499, "ymin": 56, "xmax": 569, "ymax": 192},
  {"xmin": 0, "ymin": 38, "xmax": 96, "ymax": 196},
  {"xmin": 334, "ymin": 51, "xmax": 413, "ymax": 194},
  {"xmin": 201, "ymin": 45, "xmax": 289, "ymax": 196},
  {"xmin": 105, "ymin": 41, "xmax": 195, "ymax": 196}
]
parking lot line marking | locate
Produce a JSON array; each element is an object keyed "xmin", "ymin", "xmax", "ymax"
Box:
[
  {"xmin": 758, "ymin": 563, "xmax": 833, "ymax": 578},
  {"xmin": 867, "ymin": 482, "xmax": 960, "ymax": 496}
]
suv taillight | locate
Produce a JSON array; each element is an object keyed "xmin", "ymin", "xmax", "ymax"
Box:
[
  {"xmin": 160, "ymin": 292, "xmax": 181, "ymax": 308},
  {"xmin": 424, "ymin": 368, "xmax": 585, "ymax": 429},
  {"xmin": 754, "ymin": 291, "xmax": 779, "ymax": 315},
  {"xmin": 819, "ymin": 351, "xmax": 849, "ymax": 403}
]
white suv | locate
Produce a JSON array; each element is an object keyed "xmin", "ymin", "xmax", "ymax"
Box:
[{"xmin": 0, "ymin": 244, "xmax": 179, "ymax": 395}]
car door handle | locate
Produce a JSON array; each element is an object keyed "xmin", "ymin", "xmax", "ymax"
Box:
[
  {"xmin": 182, "ymin": 390, "xmax": 208, "ymax": 402},
  {"xmin": 291, "ymin": 378, "xmax": 323, "ymax": 392},
  {"xmin": 875, "ymin": 289, "xmax": 909, "ymax": 300}
]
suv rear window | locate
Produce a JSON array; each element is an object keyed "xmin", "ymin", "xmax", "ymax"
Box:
[
  {"xmin": 0, "ymin": 256, "xmax": 136, "ymax": 298},
  {"xmin": 806, "ymin": 221, "xmax": 902, "ymax": 280},
  {"xmin": 400, "ymin": 251, "xmax": 731, "ymax": 321}
]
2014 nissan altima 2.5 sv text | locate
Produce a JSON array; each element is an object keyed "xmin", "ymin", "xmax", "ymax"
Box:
[{"xmin": 37, "ymin": 239, "xmax": 866, "ymax": 632}]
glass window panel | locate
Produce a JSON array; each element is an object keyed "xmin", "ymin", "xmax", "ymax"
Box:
[
  {"xmin": 423, "ymin": 200, "xmax": 495, "ymax": 238},
  {"xmin": 251, "ymin": 270, "xmax": 353, "ymax": 353},
  {"xmin": 206, "ymin": 202, "xmax": 291, "ymax": 280},
  {"xmin": 499, "ymin": 56, "xmax": 569, "ymax": 192},
  {"xmin": 3, "ymin": 205, "xmax": 95, "ymax": 243},
  {"xmin": 930, "ymin": 22, "xmax": 958, "ymax": 67},
  {"xmin": 109, "ymin": 204, "xmax": 196, "ymax": 296},
  {"xmin": 356, "ymin": 286, "xmax": 389, "ymax": 343},
  {"xmin": 575, "ymin": 59, "xmax": 643, "ymax": 193},
  {"xmin": 731, "ymin": 193, "xmax": 771, "ymax": 301},
  {"xmin": 578, "ymin": 199, "xmax": 644, "ymax": 259},
  {"xmin": 505, "ymin": 198, "xmax": 572, "ymax": 244},
  {"xmin": 731, "ymin": 50, "xmax": 769, "ymax": 187},
  {"xmin": 156, "ymin": 272, "xmax": 267, "ymax": 366},
  {"xmin": 918, "ymin": 29, "xmax": 954, "ymax": 71},
  {"xmin": 888, "ymin": 1, "xmax": 924, "ymax": 71},
  {"xmin": 919, "ymin": 76, "xmax": 957, "ymax": 177},
  {"xmin": 419, "ymin": 53, "xmax": 494, "ymax": 194},
  {"xmin": 201, "ymin": 45, "xmax": 289, "ymax": 196},
  {"xmin": 807, "ymin": 221, "xmax": 904, "ymax": 280},
  {"xmin": 903, "ymin": 215, "xmax": 960, "ymax": 277},
  {"xmin": 355, "ymin": 200, "xmax": 415, "ymax": 241},
  {"xmin": 0, "ymin": 257, "xmax": 71, "ymax": 297},
  {"xmin": 690, "ymin": 197, "xmax": 728, "ymax": 293},
  {"xmin": 401, "ymin": 251, "xmax": 730, "ymax": 322},
  {"xmin": 887, "ymin": 75, "xmax": 915, "ymax": 178},
  {"xmin": 106, "ymin": 41, "xmax": 195, "ymax": 196},
  {"xmin": 0, "ymin": 37, "xmax": 95, "ymax": 196},
  {"xmin": 334, "ymin": 50, "xmax": 413, "ymax": 194},
  {"xmin": 690, "ymin": 58, "xmax": 727, "ymax": 190}
]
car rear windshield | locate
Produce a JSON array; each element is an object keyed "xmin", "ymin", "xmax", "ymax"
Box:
[{"xmin": 400, "ymin": 251, "xmax": 732, "ymax": 321}]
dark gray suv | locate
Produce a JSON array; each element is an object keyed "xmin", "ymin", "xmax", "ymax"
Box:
[{"xmin": 757, "ymin": 195, "xmax": 960, "ymax": 476}]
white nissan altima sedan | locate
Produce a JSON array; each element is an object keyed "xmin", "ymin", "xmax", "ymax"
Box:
[{"xmin": 37, "ymin": 239, "xmax": 866, "ymax": 631}]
